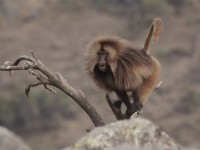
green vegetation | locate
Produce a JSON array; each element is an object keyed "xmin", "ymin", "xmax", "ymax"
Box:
[
  {"xmin": 167, "ymin": 0, "xmax": 187, "ymax": 15},
  {"xmin": 0, "ymin": 91, "xmax": 76, "ymax": 132},
  {"xmin": 54, "ymin": 0, "xmax": 91, "ymax": 13},
  {"xmin": 175, "ymin": 90, "xmax": 200, "ymax": 114}
]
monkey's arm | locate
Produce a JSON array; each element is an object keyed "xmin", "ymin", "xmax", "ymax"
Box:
[
  {"xmin": 106, "ymin": 93, "xmax": 133, "ymax": 120},
  {"xmin": 106, "ymin": 93, "xmax": 125, "ymax": 120},
  {"xmin": 115, "ymin": 90, "xmax": 134, "ymax": 118}
]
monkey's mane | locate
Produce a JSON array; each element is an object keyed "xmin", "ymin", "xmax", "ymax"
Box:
[{"xmin": 85, "ymin": 35, "xmax": 131, "ymax": 73}]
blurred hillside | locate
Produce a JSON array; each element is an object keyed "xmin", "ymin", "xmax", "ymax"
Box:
[{"xmin": 0, "ymin": 0, "xmax": 199, "ymax": 150}]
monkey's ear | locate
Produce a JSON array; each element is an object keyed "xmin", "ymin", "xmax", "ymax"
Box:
[{"xmin": 143, "ymin": 18, "xmax": 163, "ymax": 54}]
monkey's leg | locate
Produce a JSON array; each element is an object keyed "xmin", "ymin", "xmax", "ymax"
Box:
[
  {"xmin": 106, "ymin": 93, "xmax": 122, "ymax": 109},
  {"xmin": 113, "ymin": 100, "xmax": 122, "ymax": 109},
  {"xmin": 115, "ymin": 90, "xmax": 133, "ymax": 118},
  {"xmin": 132, "ymin": 90, "xmax": 143, "ymax": 113}
]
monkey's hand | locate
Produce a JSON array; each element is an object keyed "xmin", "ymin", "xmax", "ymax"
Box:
[
  {"xmin": 131, "ymin": 110, "xmax": 143, "ymax": 119},
  {"xmin": 125, "ymin": 105, "xmax": 135, "ymax": 119},
  {"xmin": 125, "ymin": 101, "xmax": 143, "ymax": 119}
]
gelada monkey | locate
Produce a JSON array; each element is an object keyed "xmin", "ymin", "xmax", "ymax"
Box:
[{"xmin": 85, "ymin": 18, "xmax": 163, "ymax": 118}]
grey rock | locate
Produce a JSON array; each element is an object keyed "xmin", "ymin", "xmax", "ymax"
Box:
[
  {"xmin": 71, "ymin": 118, "xmax": 182, "ymax": 150},
  {"xmin": 0, "ymin": 126, "xmax": 31, "ymax": 150}
]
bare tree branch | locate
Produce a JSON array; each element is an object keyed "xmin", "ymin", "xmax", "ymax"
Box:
[
  {"xmin": 155, "ymin": 81, "xmax": 163, "ymax": 91},
  {"xmin": 0, "ymin": 64, "xmax": 32, "ymax": 71},
  {"xmin": 25, "ymin": 82, "xmax": 50, "ymax": 97},
  {"xmin": 44, "ymin": 84, "xmax": 57, "ymax": 94},
  {"xmin": 12, "ymin": 55, "xmax": 36, "ymax": 66},
  {"xmin": 0, "ymin": 53, "xmax": 105, "ymax": 127}
]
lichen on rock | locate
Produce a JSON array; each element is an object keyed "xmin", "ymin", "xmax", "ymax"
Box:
[{"xmin": 72, "ymin": 118, "xmax": 182, "ymax": 150}]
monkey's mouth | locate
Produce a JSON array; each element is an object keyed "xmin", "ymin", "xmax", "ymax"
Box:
[{"xmin": 98, "ymin": 64, "xmax": 107, "ymax": 72}]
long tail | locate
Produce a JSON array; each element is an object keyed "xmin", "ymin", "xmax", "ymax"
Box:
[{"xmin": 143, "ymin": 18, "xmax": 163, "ymax": 54}]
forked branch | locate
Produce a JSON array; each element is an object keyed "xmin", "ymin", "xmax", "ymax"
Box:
[{"xmin": 0, "ymin": 52, "xmax": 105, "ymax": 127}]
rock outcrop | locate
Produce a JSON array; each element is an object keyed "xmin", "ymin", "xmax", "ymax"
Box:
[
  {"xmin": 64, "ymin": 118, "xmax": 182, "ymax": 150},
  {"xmin": 0, "ymin": 126, "xmax": 31, "ymax": 150}
]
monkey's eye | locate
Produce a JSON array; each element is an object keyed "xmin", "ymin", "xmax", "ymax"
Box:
[
  {"xmin": 98, "ymin": 51, "xmax": 108, "ymax": 55},
  {"xmin": 98, "ymin": 51, "xmax": 108, "ymax": 60}
]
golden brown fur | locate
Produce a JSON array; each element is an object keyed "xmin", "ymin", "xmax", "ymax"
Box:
[
  {"xmin": 85, "ymin": 36, "xmax": 160, "ymax": 103},
  {"xmin": 85, "ymin": 18, "xmax": 163, "ymax": 116}
]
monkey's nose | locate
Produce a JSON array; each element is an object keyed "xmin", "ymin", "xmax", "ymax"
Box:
[{"xmin": 98, "ymin": 60, "xmax": 105, "ymax": 66}]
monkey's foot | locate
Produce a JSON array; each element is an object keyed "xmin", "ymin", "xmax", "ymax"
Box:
[
  {"xmin": 125, "ymin": 106, "xmax": 135, "ymax": 119},
  {"xmin": 131, "ymin": 112, "xmax": 140, "ymax": 118},
  {"xmin": 125, "ymin": 103, "xmax": 143, "ymax": 119},
  {"xmin": 130, "ymin": 110, "xmax": 143, "ymax": 119},
  {"xmin": 134, "ymin": 101, "xmax": 143, "ymax": 112}
]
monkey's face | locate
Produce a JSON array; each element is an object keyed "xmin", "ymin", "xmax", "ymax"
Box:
[{"xmin": 98, "ymin": 50, "xmax": 108, "ymax": 72}]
